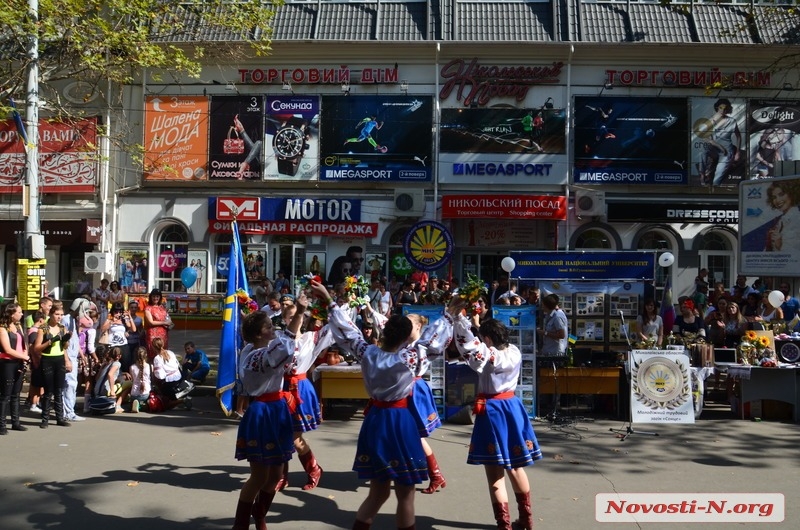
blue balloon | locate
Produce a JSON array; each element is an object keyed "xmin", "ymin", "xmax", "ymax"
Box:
[{"xmin": 181, "ymin": 267, "xmax": 198, "ymax": 289}]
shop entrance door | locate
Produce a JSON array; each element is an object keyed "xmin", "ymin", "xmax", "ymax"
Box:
[{"xmin": 268, "ymin": 239, "xmax": 305, "ymax": 289}]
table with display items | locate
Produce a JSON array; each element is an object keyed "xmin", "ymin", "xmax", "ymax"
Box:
[
  {"xmin": 313, "ymin": 364, "xmax": 369, "ymax": 417},
  {"xmin": 727, "ymin": 365, "xmax": 800, "ymax": 422},
  {"xmin": 537, "ymin": 366, "xmax": 624, "ymax": 418}
]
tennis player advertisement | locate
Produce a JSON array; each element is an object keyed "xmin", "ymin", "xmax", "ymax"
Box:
[
  {"xmin": 573, "ymin": 96, "xmax": 689, "ymax": 185},
  {"xmin": 319, "ymin": 95, "xmax": 433, "ymax": 182}
]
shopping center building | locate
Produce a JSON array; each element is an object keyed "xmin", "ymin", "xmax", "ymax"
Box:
[{"xmin": 2, "ymin": 0, "xmax": 799, "ymax": 310}]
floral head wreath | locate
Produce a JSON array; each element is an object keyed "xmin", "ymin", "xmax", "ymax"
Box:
[
  {"xmin": 296, "ymin": 273, "xmax": 328, "ymax": 320},
  {"xmin": 459, "ymin": 273, "xmax": 488, "ymax": 316}
]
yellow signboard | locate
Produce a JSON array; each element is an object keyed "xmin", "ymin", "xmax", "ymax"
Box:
[{"xmin": 17, "ymin": 259, "xmax": 47, "ymax": 310}]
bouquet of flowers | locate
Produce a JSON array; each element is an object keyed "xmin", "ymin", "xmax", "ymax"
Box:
[
  {"xmin": 235, "ymin": 288, "xmax": 258, "ymax": 315},
  {"xmin": 296, "ymin": 273, "xmax": 328, "ymax": 321},
  {"xmin": 343, "ymin": 274, "xmax": 371, "ymax": 308},
  {"xmin": 458, "ymin": 273, "xmax": 487, "ymax": 316},
  {"xmin": 740, "ymin": 330, "xmax": 776, "ymax": 366}
]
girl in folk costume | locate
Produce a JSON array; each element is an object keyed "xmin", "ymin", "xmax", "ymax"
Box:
[
  {"xmin": 362, "ymin": 305, "xmax": 453, "ymax": 495},
  {"xmin": 445, "ymin": 296, "xmax": 542, "ymax": 530},
  {"xmin": 277, "ymin": 315, "xmax": 335, "ymax": 491},
  {"xmin": 309, "ymin": 281, "xmax": 426, "ymax": 530},
  {"xmin": 231, "ymin": 295, "xmax": 308, "ymax": 530}
]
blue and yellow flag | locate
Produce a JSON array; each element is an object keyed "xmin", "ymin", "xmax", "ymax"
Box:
[{"xmin": 217, "ymin": 221, "xmax": 249, "ymax": 416}]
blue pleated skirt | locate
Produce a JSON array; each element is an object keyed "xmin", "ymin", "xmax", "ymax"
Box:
[
  {"xmin": 352, "ymin": 407, "xmax": 429, "ymax": 485},
  {"xmin": 468, "ymin": 396, "xmax": 543, "ymax": 469},
  {"xmin": 235, "ymin": 400, "xmax": 295, "ymax": 466},
  {"xmin": 290, "ymin": 378, "xmax": 322, "ymax": 432},
  {"xmin": 409, "ymin": 378, "xmax": 442, "ymax": 437}
]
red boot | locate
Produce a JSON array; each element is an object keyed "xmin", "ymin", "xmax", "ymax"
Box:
[
  {"xmin": 274, "ymin": 462, "xmax": 289, "ymax": 491},
  {"xmin": 251, "ymin": 490, "xmax": 275, "ymax": 530},
  {"xmin": 512, "ymin": 491, "xmax": 532, "ymax": 530},
  {"xmin": 492, "ymin": 502, "xmax": 511, "ymax": 530},
  {"xmin": 298, "ymin": 450, "xmax": 323, "ymax": 490},
  {"xmin": 421, "ymin": 453, "xmax": 446, "ymax": 494},
  {"xmin": 232, "ymin": 499, "xmax": 253, "ymax": 530}
]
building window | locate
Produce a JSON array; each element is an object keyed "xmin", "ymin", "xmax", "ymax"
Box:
[
  {"xmin": 155, "ymin": 224, "xmax": 189, "ymax": 293},
  {"xmin": 574, "ymin": 228, "xmax": 613, "ymax": 249},
  {"xmin": 636, "ymin": 230, "xmax": 674, "ymax": 301},
  {"xmin": 699, "ymin": 231, "xmax": 731, "ymax": 251}
]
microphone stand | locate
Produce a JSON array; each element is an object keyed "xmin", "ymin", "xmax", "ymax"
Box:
[{"xmin": 609, "ymin": 310, "xmax": 658, "ymax": 441}]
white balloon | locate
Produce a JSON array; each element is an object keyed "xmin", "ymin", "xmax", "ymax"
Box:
[
  {"xmin": 768, "ymin": 289, "xmax": 785, "ymax": 308},
  {"xmin": 658, "ymin": 252, "xmax": 675, "ymax": 268},
  {"xmin": 501, "ymin": 257, "xmax": 516, "ymax": 273}
]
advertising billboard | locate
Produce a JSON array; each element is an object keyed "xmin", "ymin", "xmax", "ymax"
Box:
[
  {"xmin": 143, "ymin": 95, "xmax": 209, "ymax": 181},
  {"xmin": 319, "ymin": 95, "xmax": 433, "ymax": 182},
  {"xmin": 209, "ymin": 95, "xmax": 265, "ymax": 181},
  {"xmin": 746, "ymin": 99, "xmax": 800, "ymax": 180},
  {"xmin": 573, "ymin": 96, "xmax": 689, "ymax": 185},
  {"xmin": 739, "ymin": 175, "xmax": 800, "ymax": 276},
  {"xmin": 689, "ymin": 97, "xmax": 748, "ymax": 189},
  {"xmin": 438, "ymin": 106, "xmax": 567, "ymax": 185},
  {"xmin": 264, "ymin": 96, "xmax": 320, "ymax": 180}
]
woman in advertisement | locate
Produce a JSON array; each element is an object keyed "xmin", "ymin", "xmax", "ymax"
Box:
[{"xmin": 764, "ymin": 180, "xmax": 800, "ymax": 252}]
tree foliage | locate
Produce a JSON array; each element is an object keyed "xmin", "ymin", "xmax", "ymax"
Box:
[{"xmin": 0, "ymin": 0, "xmax": 279, "ymax": 113}]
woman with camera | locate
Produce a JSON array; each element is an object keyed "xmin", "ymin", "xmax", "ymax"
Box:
[
  {"xmin": 33, "ymin": 301, "xmax": 73, "ymax": 428},
  {"xmin": 99, "ymin": 302, "xmax": 137, "ymax": 373}
]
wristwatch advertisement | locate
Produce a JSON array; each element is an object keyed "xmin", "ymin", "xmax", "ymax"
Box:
[
  {"xmin": 265, "ymin": 96, "xmax": 320, "ymax": 180},
  {"xmin": 273, "ymin": 117, "xmax": 309, "ymax": 176}
]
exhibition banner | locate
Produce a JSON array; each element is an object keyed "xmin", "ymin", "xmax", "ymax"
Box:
[
  {"xmin": 143, "ymin": 95, "xmax": 209, "ymax": 181},
  {"xmin": 264, "ymin": 96, "xmax": 320, "ymax": 180},
  {"xmin": 629, "ymin": 350, "xmax": 695, "ymax": 424},
  {"xmin": 739, "ymin": 175, "xmax": 800, "ymax": 276},
  {"xmin": 573, "ymin": 96, "xmax": 689, "ymax": 185},
  {"xmin": 439, "ymin": 107, "xmax": 567, "ymax": 185},
  {"xmin": 746, "ymin": 99, "xmax": 800, "ymax": 179},
  {"xmin": 209, "ymin": 95, "xmax": 265, "ymax": 181},
  {"xmin": 689, "ymin": 97, "xmax": 748, "ymax": 190},
  {"xmin": 319, "ymin": 95, "xmax": 433, "ymax": 181},
  {"xmin": 509, "ymin": 251, "xmax": 655, "ymax": 280}
]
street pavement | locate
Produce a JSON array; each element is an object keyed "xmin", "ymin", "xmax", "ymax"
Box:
[{"xmin": 1, "ymin": 329, "xmax": 798, "ymax": 529}]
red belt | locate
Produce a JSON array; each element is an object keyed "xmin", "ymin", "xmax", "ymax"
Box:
[
  {"xmin": 283, "ymin": 372, "xmax": 307, "ymax": 406},
  {"xmin": 473, "ymin": 391, "xmax": 515, "ymax": 415},
  {"xmin": 363, "ymin": 396, "xmax": 409, "ymax": 415},
  {"xmin": 254, "ymin": 391, "xmax": 297, "ymax": 414}
]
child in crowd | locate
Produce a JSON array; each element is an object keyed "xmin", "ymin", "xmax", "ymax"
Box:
[{"xmin": 128, "ymin": 347, "xmax": 152, "ymax": 413}]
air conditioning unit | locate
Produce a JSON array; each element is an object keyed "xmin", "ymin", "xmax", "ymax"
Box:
[
  {"xmin": 575, "ymin": 190, "xmax": 606, "ymax": 217},
  {"xmin": 393, "ymin": 189, "xmax": 426, "ymax": 217},
  {"xmin": 84, "ymin": 252, "xmax": 109, "ymax": 274}
]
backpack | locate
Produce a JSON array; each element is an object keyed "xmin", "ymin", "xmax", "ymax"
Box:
[{"xmin": 147, "ymin": 391, "xmax": 165, "ymax": 413}]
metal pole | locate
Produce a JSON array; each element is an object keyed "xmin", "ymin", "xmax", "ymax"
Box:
[{"xmin": 24, "ymin": 0, "xmax": 44, "ymax": 259}]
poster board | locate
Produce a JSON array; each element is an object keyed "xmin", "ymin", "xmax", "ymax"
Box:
[{"xmin": 629, "ymin": 349, "xmax": 695, "ymax": 424}]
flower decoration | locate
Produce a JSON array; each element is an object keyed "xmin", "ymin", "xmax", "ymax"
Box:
[
  {"xmin": 459, "ymin": 273, "xmax": 487, "ymax": 315},
  {"xmin": 744, "ymin": 330, "xmax": 758, "ymax": 343},
  {"xmin": 295, "ymin": 273, "xmax": 328, "ymax": 321},
  {"xmin": 235, "ymin": 288, "xmax": 258, "ymax": 315},
  {"xmin": 343, "ymin": 274, "xmax": 371, "ymax": 308},
  {"xmin": 738, "ymin": 331, "xmax": 776, "ymax": 366}
]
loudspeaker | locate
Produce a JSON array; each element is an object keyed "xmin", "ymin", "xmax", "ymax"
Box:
[{"xmin": 775, "ymin": 340, "xmax": 800, "ymax": 363}]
